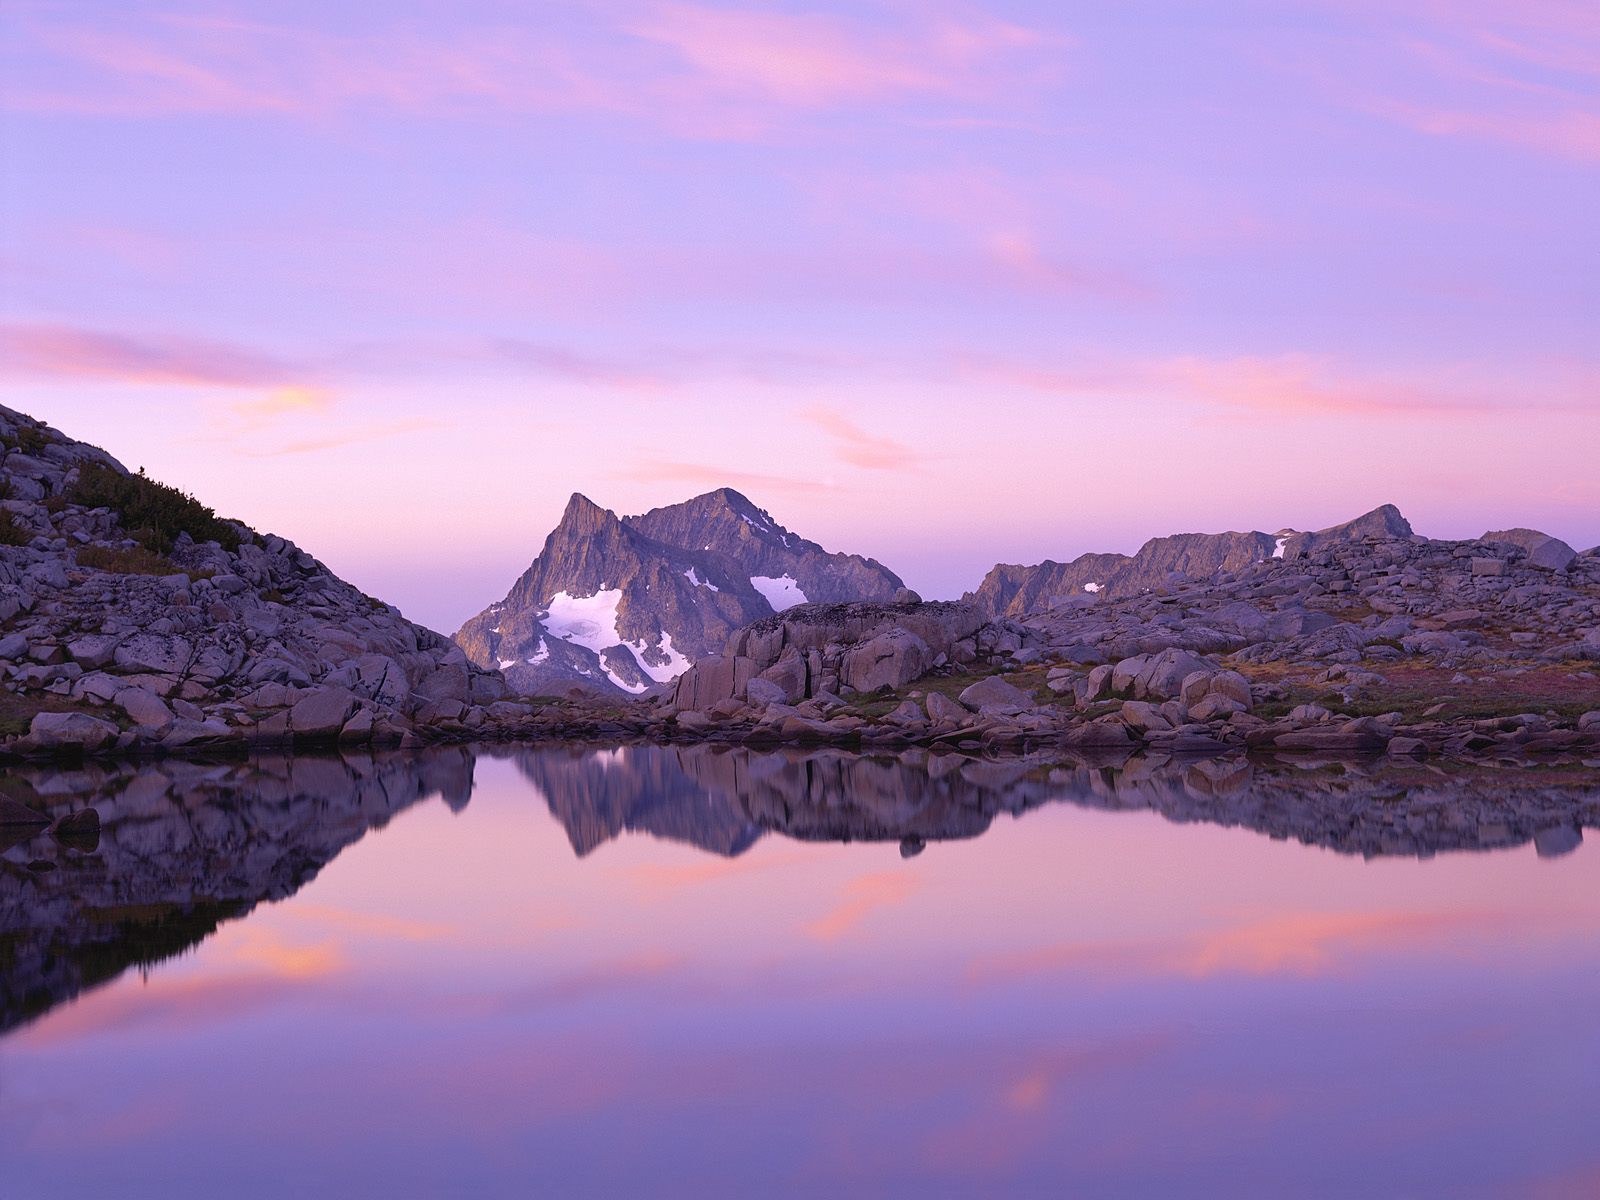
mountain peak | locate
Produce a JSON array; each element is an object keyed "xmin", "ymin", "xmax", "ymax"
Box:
[
  {"xmin": 1313, "ymin": 504, "xmax": 1413, "ymax": 541},
  {"xmin": 556, "ymin": 492, "xmax": 619, "ymax": 535}
]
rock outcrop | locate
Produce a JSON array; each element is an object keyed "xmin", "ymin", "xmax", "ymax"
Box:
[
  {"xmin": 0, "ymin": 405, "xmax": 507, "ymax": 759},
  {"xmin": 668, "ymin": 600, "xmax": 987, "ymax": 713},
  {"xmin": 967, "ymin": 505, "xmax": 1415, "ymax": 617},
  {"xmin": 455, "ymin": 489, "xmax": 904, "ymax": 698}
]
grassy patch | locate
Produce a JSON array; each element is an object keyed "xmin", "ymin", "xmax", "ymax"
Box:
[
  {"xmin": 0, "ymin": 693, "xmax": 125, "ymax": 739},
  {"xmin": 76, "ymin": 543, "xmax": 185, "ymax": 576},
  {"xmin": 66, "ymin": 463, "xmax": 244, "ymax": 554}
]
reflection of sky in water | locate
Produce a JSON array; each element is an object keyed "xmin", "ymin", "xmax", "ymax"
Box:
[{"xmin": 3, "ymin": 754, "xmax": 1598, "ymax": 1199}]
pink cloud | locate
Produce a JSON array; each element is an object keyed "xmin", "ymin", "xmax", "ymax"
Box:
[
  {"xmin": 6, "ymin": 5, "xmax": 1066, "ymax": 137},
  {"xmin": 803, "ymin": 406, "xmax": 926, "ymax": 471},
  {"xmin": 623, "ymin": 3, "xmax": 1059, "ymax": 107},
  {"xmin": 955, "ymin": 350, "xmax": 1600, "ymax": 419},
  {"xmin": 0, "ymin": 322, "xmax": 299, "ymax": 388}
]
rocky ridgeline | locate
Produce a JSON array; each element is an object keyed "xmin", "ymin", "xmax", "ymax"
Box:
[{"xmin": 0, "ymin": 406, "xmax": 515, "ymax": 759}]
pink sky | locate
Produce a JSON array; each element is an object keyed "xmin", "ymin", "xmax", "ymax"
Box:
[{"xmin": 2, "ymin": 0, "xmax": 1596, "ymax": 631}]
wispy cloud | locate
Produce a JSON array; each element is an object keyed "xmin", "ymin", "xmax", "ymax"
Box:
[
  {"xmin": 803, "ymin": 406, "xmax": 926, "ymax": 471},
  {"xmin": 5, "ymin": 4, "xmax": 1067, "ymax": 138},
  {"xmin": 0, "ymin": 322, "xmax": 297, "ymax": 388},
  {"xmin": 955, "ymin": 350, "xmax": 1600, "ymax": 418},
  {"xmin": 1283, "ymin": 0, "xmax": 1600, "ymax": 162}
]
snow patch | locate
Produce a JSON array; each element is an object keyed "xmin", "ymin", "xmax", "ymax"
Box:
[
  {"xmin": 498, "ymin": 658, "xmax": 516, "ymax": 670},
  {"xmin": 527, "ymin": 638, "xmax": 549, "ymax": 665},
  {"xmin": 682, "ymin": 567, "xmax": 718, "ymax": 592},
  {"xmin": 1084, "ymin": 582, "xmax": 1103, "ymax": 594},
  {"xmin": 630, "ymin": 630, "xmax": 692, "ymax": 683},
  {"xmin": 751, "ymin": 574, "xmax": 808, "ymax": 611},
  {"xmin": 1272, "ymin": 536, "xmax": 1289, "ymax": 560},
  {"xmin": 541, "ymin": 590, "xmax": 626, "ymax": 655}
]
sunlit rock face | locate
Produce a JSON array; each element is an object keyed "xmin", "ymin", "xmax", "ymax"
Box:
[
  {"xmin": 454, "ymin": 488, "xmax": 902, "ymax": 699},
  {"xmin": 0, "ymin": 749, "xmax": 474, "ymax": 1034}
]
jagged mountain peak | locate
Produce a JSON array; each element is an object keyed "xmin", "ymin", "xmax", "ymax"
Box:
[{"xmin": 458, "ymin": 486, "xmax": 903, "ymax": 698}]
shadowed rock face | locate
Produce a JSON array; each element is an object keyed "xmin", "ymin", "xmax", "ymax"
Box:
[
  {"xmin": 0, "ymin": 749, "xmax": 474, "ymax": 1035},
  {"xmin": 455, "ymin": 490, "xmax": 903, "ymax": 699},
  {"xmin": 967, "ymin": 505, "xmax": 1416, "ymax": 617}
]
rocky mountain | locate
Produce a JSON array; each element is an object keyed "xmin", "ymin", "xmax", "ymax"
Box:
[
  {"xmin": 0, "ymin": 404, "xmax": 510, "ymax": 759},
  {"xmin": 455, "ymin": 489, "xmax": 904, "ymax": 698},
  {"xmin": 967, "ymin": 504, "xmax": 1414, "ymax": 617}
]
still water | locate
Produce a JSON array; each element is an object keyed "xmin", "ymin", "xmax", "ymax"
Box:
[{"xmin": 2, "ymin": 746, "xmax": 1597, "ymax": 1199}]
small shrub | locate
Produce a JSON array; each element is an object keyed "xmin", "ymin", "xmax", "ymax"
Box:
[
  {"xmin": 65, "ymin": 463, "xmax": 242, "ymax": 554},
  {"xmin": 0, "ymin": 512, "xmax": 31, "ymax": 547},
  {"xmin": 3, "ymin": 425, "xmax": 50, "ymax": 456},
  {"xmin": 76, "ymin": 544, "xmax": 184, "ymax": 576}
]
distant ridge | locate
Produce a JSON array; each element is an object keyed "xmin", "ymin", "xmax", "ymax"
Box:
[{"xmin": 966, "ymin": 505, "xmax": 1415, "ymax": 618}]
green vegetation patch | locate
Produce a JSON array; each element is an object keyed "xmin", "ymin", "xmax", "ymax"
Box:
[
  {"xmin": 66, "ymin": 463, "xmax": 243, "ymax": 554},
  {"xmin": 76, "ymin": 544, "xmax": 186, "ymax": 577}
]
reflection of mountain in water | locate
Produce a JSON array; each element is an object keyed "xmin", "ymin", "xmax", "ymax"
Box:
[
  {"xmin": 514, "ymin": 747, "xmax": 763, "ymax": 858},
  {"xmin": 0, "ymin": 749, "xmax": 474, "ymax": 1035},
  {"xmin": 4, "ymin": 745, "xmax": 1596, "ymax": 1036},
  {"xmin": 509, "ymin": 744, "xmax": 1599, "ymax": 863}
]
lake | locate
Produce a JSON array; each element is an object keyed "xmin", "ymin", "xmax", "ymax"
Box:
[{"xmin": 2, "ymin": 746, "xmax": 1597, "ymax": 1198}]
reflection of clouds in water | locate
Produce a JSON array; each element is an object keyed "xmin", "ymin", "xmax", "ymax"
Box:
[
  {"xmin": 804, "ymin": 871, "xmax": 920, "ymax": 941},
  {"xmin": 963, "ymin": 908, "xmax": 1510, "ymax": 988}
]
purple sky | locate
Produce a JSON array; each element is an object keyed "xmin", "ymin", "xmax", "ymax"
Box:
[{"xmin": 2, "ymin": 0, "xmax": 1596, "ymax": 632}]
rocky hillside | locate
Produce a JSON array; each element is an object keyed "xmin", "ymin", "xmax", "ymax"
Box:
[
  {"xmin": 0, "ymin": 405, "xmax": 510, "ymax": 758},
  {"xmin": 968, "ymin": 504, "xmax": 1414, "ymax": 617},
  {"xmin": 455, "ymin": 488, "xmax": 906, "ymax": 698}
]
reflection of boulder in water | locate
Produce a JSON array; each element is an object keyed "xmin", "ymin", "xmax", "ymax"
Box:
[
  {"xmin": 511, "ymin": 746, "xmax": 763, "ymax": 858},
  {"xmin": 0, "ymin": 748, "xmax": 474, "ymax": 1035}
]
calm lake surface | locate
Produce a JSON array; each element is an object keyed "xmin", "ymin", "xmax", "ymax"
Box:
[{"xmin": 2, "ymin": 746, "xmax": 1597, "ymax": 1199}]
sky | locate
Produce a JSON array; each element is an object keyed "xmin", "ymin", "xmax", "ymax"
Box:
[{"xmin": 1, "ymin": 0, "xmax": 1596, "ymax": 633}]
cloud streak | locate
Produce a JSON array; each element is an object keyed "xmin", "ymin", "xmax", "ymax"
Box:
[
  {"xmin": 5, "ymin": 5, "xmax": 1067, "ymax": 138},
  {"xmin": 804, "ymin": 406, "xmax": 926, "ymax": 471}
]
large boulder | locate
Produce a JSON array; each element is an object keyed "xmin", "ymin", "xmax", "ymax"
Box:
[
  {"xmin": 289, "ymin": 686, "xmax": 359, "ymax": 740},
  {"xmin": 117, "ymin": 687, "xmax": 174, "ymax": 729},
  {"xmin": 957, "ymin": 676, "xmax": 1032, "ymax": 713},
  {"xmin": 28, "ymin": 711, "xmax": 120, "ymax": 753},
  {"xmin": 842, "ymin": 628, "xmax": 930, "ymax": 693}
]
